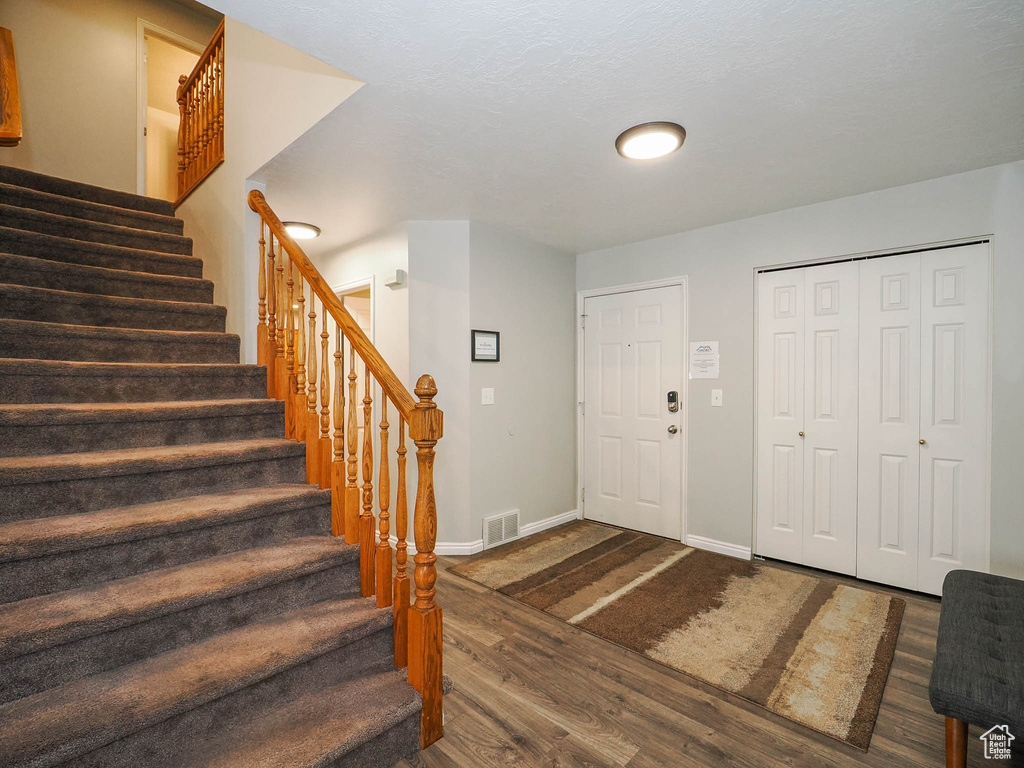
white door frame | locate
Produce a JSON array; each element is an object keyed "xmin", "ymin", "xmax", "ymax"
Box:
[
  {"xmin": 332, "ymin": 275, "xmax": 376, "ymax": 344},
  {"xmin": 750, "ymin": 235, "xmax": 994, "ymax": 576},
  {"xmin": 136, "ymin": 19, "xmax": 204, "ymax": 196},
  {"xmin": 576, "ymin": 276, "xmax": 690, "ymax": 543}
]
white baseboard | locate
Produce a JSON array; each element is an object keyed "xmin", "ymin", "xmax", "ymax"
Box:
[
  {"xmin": 388, "ymin": 509, "xmax": 579, "ymax": 557},
  {"xmin": 519, "ymin": 508, "xmax": 580, "ymax": 538},
  {"xmin": 436, "ymin": 540, "xmax": 484, "ymax": 556},
  {"xmin": 386, "ymin": 537, "xmax": 483, "ymax": 556},
  {"xmin": 685, "ymin": 534, "xmax": 751, "ymax": 561}
]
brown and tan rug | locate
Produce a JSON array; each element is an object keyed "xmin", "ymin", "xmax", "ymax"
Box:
[{"xmin": 449, "ymin": 520, "xmax": 905, "ymax": 750}]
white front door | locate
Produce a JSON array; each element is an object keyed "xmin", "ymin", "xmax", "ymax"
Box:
[{"xmin": 583, "ymin": 286, "xmax": 683, "ymax": 539}]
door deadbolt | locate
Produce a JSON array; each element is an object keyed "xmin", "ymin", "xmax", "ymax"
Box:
[
  {"xmin": 667, "ymin": 390, "xmax": 679, "ymax": 413},
  {"xmin": 667, "ymin": 425, "xmax": 678, "ymax": 435}
]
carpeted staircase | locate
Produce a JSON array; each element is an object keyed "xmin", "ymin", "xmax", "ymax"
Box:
[{"xmin": 0, "ymin": 165, "xmax": 423, "ymax": 767}]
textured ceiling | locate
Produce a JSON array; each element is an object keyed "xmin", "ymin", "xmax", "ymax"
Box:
[{"xmin": 206, "ymin": 0, "xmax": 1024, "ymax": 256}]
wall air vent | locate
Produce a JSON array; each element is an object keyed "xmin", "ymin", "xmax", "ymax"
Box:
[{"xmin": 483, "ymin": 509, "xmax": 520, "ymax": 550}]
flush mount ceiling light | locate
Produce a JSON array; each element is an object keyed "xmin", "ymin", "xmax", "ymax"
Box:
[
  {"xmin": 282, "ymin": 221, "xmax": 321, "ymax": 240},
  {"xmin": 615, "ymin": 122, "xmax": 686, "ymax": 160}
]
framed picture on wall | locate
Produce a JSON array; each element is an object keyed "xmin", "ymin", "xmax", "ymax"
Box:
[{"xmin": 471, "ymin": 330, "xmax": 500, "ymax": 362}]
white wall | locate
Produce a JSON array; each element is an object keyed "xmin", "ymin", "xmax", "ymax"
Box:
[
  {"xmin": 0, "ymin": 0, "xmax": 218, "ymax": 192},
  {"xmin": 407, "ymin": 222, "xmax": 473, "ymax": 545},
  {"xmin": 577, "ymin": 160, "xmax": 1024, "ymax": 579},
  {"xmin": 315, "ymin": 220, "xmax": 578, "ymax": 551},
  {"xmin": 469, "ymin": 223, "xmax": 577, "ymax": 535},
  {"xmin": 313, "ymin": 224, "xmax": 410, "ymax": 388},
  {"xmin": 177, "ymin": 17, "xmax": 362, "ymax": 364}
]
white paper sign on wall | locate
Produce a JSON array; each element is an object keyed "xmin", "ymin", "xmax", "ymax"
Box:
[{"xmin": 689, "ymin": 341, "xmax": 719, "ymax": 379}]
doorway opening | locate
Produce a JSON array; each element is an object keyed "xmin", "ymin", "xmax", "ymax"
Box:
[{"xmin": 137, "ymin": 21, "xmax": 202, "ymax": 202}]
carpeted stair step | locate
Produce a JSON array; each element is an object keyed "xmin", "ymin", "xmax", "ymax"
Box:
[
  {"xmin": 0, "ymin": 438, "xmax": 307, "ymax": 519},
  {"xmin": 0, "ymin": 539, "xmax": 361, "ymax": 705},
  {"xmin": 0, "ymin": 399, "xmax": 283, "ymax": 456},
  {"xmin": 0, "ymin": 484, "xmax": 331, "ymax": 603},
  {"xmin": 0, "ymin": 165, "xmax": 174, "ymax": 216},
  {"xmin": 0, "ymin": 183, "xmax": 184, "ymax": 235},
  {"xmin": 0, "ymin": 283, "xmax": 225, "ymax": 332},
  {"xmin": 0, "ymin": 359, "xmax": 267, "ymax": 403},
  {"xmin": 161, "ymin": 669, "xmax": 421, "ymax": 768},
  {"xmin": 0, "ymin": 226, "xmax": 203, "ymax": 277},
  {"xmin": 0, "ymin": 596, "xmax": 394, "ymax": 768},
  {"xmin": 0, "ymin": 253, "xmax": 213, "ymax": 302},
  {"xmin": 0, "ymin": 204, "xmax": 192, "ymax": 254},
  {"xmin": 0, "ymin": 319, "xmax": 239, "ymax": 364}
]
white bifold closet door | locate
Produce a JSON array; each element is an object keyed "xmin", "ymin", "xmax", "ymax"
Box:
[
  {"xmin": 756, "ymin": 261, "xmax": 860, "ymax": 576},
  {"xmin": 857, "ymin": 243, "xmax": 990, "ymax": 594}
]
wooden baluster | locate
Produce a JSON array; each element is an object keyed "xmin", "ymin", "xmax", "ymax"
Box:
[
  {"xmin": 284, "ymin": 259, "xmax": 296, "ymax": 438},
  {"xmin": 265, "ymin": 233, "xmax": 278, "ymax": 398},
  {"xmin": 393, "ymin": 417, "xmax": 410, "ymax": 668},
  {"xmin": 408, "ymin": 375, "xmax": 444, "ymax": 748},
  {"xmin": 176, "ymin": 75, "xmax": 187, "ymax": 199},
  {"xmin": 318, "ymin": 317, "xmax": 331, "ymax": 490},
  {"xmin": 331, "ymin": 325, "xmax": 345, "ymax": 537},
  {"xmin": 344, "ymin": 347, "xmax": 360, "ymax": 545},
  {"xmin": 360, "ymin": 366, "xmax": 376, "ymax": 597},
  {"xmin": 216, "ymin": 42, "xmax": 224, "ymax": 158},
  {"xmin": 274, "ymin": 247, "xmax": 286, "ymax": 399},
  {"xmin": 305, "ymin": 294, "xmax": 320, "ymax": 483},
  {"xmin": 377, "ymin": 398, "xmax": 393, "ymax": 608},
  {"xmin": 294, "ymin": 276, "xmax": 307, "ymax": 442},
  {"xmin": 257, "ymin": 220, "xmax": 267, "ymax": 367}
]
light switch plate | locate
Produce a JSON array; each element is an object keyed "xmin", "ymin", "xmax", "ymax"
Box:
[
  {"xmin": 711, "ymin": 389, "xmax": 723, "ymax": 407},
  {"xmin": 481, "ymin": 387, "xmax": 495, "ymax": 405}
]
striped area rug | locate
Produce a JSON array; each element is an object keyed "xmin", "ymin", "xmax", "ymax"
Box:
[{"xmin": 449, "ymin": 520, "xmax": 905, "ymax": 750}]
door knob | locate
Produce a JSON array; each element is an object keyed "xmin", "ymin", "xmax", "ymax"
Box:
[
  {"xmin": 919, "ymin": 438, "xmax": 926, "ymax": 445},
  {"xmin": 667, "ymin": 425, "xmax": 678, "ymax": 434},
  {"xmin": 798, "ymin": 431, "xmax": 805, "ymax": 438}
]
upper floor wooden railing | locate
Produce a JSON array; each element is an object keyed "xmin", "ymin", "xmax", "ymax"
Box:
[
  {"xmin": 176, "ymin": 19, "xmax": 224, "ymax": 205},
  {"xmin": 248, "ymin": 190, "xmax": 444, "ymax": 748},
  {"xmin": 0, "ymin": 27, "xmax": 22, "ymax": 147}
]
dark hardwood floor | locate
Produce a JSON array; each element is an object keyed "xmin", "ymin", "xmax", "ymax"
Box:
[{"xmin": 397, "ymin": 554, "xmax": 1008, "ymax": 768}]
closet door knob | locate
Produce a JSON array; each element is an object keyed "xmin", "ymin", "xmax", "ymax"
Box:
[
  {"xmin": 919, "ymin": 438, "xmax": 926, "ymax": 445},
  {"xmin": 798, "ymin": 431, "xmax": 805, "ymax": 438}
]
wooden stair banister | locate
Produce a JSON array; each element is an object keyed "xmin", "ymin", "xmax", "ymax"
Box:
[
  {"xmin": 248, "ymin": 189, "xmax": 444, "ymax": 749},
  {"xmin": 176, "ymin": 19, "xmax": 224, "ymax": 206},
  {"xmin": 0, "ymin": 27, "xmax": 23, "ymax": 148}
]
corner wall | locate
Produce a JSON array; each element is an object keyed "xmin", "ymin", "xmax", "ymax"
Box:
[
  {"xmin": 576, "ymin": 160, "xmax": 1024, "ymax": 579},
  {"xmin": 469, "ymin": 223, "xmax": 577, "ymax": 539},
  {"xmin": 176, "ymin": 17, "xmax": 362, "ymax": 364}
]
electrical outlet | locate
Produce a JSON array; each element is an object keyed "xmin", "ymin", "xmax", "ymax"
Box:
[
  {"xmin": 481, "ymin": 387, "xmax": 495, "ymax": 405},
  {"xmin": 711, "ymin": 389, "xmax": 723, "ymax": 407}
]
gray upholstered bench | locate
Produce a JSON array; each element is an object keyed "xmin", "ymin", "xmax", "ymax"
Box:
[{"xmin": 929, "ymin": 570, "xmax": 1024, "ymax": 767}]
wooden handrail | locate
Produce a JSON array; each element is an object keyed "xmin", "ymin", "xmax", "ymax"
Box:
[
  {"xmin": 0, "ymin": 27, "xmax": 22, "ymax": 148},
  {"xmin": 250, "ymin": 189, "xmax": 444, "ymax": 748},
  {"xmin": 176, "ymin": 19, "xmax": 225, "ymax": 206},
  {"xmin": 181, "ymin": 17, "xmax": 225, "ymax": 93},
  {"xmin": 247, "ymin": 190, "xmax": 429, "ymax": 430}
]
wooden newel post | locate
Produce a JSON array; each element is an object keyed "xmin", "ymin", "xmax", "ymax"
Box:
[
  {"xmin": 176, "ymin": 75, "xmax": 187, "ymax": 199},
  {"xmin": 408, "ymin": 374, "xmax": 444, "ymax": 748}
]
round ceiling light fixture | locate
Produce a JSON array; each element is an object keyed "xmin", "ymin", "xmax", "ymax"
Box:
[
  {"xmin": 283, "ymin": 221, "xmax": 322, "ymax": 240},
  {"xmin": 615, "ymin": 122, "xmax": 686, "ymax": 160}
]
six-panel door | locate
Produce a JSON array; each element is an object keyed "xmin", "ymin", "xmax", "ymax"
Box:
[
  {"xmin": 583, "ymin": 286, "xmax": 683, "ymax": 540},
  {"xmin": 759, "ymin": 244, "xmax": 990, "ymax": 594}
]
